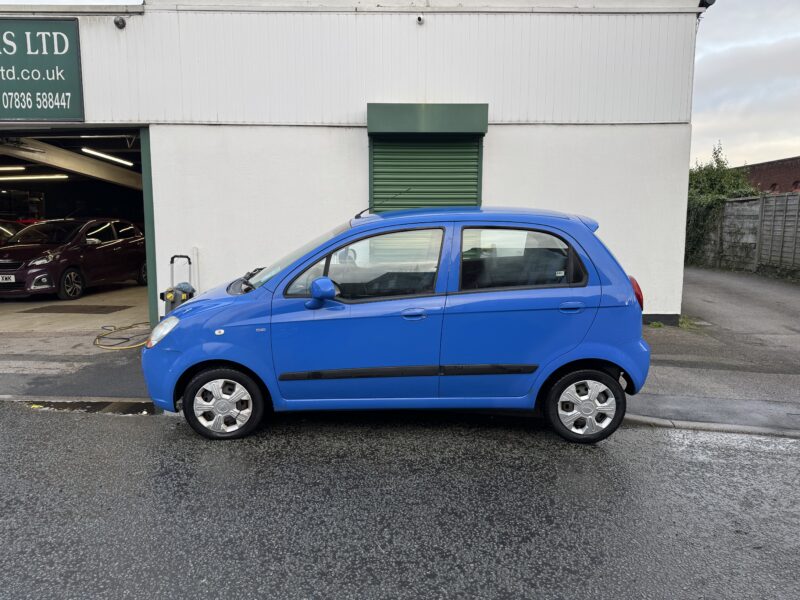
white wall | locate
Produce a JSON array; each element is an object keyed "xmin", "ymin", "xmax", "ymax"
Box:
[
  {"xmin": 149, "ymin": 124, "xmax": 367, "ymax": 305},
  {"xmin": 483, "ymin": 123, "xmax": 691, "ymax": 314},
  {"xmin": 151, "ymin": 122, "xmax": 689, "ymax": 316},
  {"xmin": 78, "ymin": 10, "xmax": 697, "ymax": 126}
]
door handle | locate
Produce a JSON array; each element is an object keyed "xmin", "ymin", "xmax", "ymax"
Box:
[
  {"xmin": 401, "ymin": 308, "xmax": 427, "ymax": 320},
  {"xmin": 559, "ymin": 301, "xmax": 585, "ymax": 314}
]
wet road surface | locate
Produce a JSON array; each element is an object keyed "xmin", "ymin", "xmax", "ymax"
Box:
[{"xmin": 2, "ymin": 403, "xmax": 799, "ymax": 599}]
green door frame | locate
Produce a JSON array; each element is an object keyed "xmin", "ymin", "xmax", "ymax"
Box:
[{"xmin": 139, "ymin": 127, "xmax": 159, "ymax": 327}]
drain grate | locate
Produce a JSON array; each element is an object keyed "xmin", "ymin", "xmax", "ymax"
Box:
[{"xmin": 21, "ymin": 305, "xmax": 133, "ymax": 315}]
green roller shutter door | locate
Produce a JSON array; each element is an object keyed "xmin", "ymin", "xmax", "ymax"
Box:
[{"xmin": 370, "ymin": 137, "xmax": 482, "ymax": 212}]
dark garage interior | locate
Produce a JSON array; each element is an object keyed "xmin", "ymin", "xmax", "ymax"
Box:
[{"xmin": 0, "ymin": 128, "xmax": 148, "ymax": 331}]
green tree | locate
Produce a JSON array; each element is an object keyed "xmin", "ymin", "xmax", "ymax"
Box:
[
  {"xmin": 684, "ymin": 143, "xmax": 756, "ymax": 264},
  {"xmin": 688, "ymin": 142, "xmax": 754, "ymax": 201}
]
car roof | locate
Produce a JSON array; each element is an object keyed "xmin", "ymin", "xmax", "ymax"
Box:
[
  {"xmin": 27, "ymin": 218, "xmax": 91, "ymax": 225},
  {"xmin": 349, "ymin": 206, "xmax": 595, "ymax": 231}
]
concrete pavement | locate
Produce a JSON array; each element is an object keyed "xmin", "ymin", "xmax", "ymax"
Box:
[
  {"xmin": 2, "ymin": 400, "xmax": 799, "ymax": 599},
  {"xmin": 0, "ymin": 285, "xmax": 148, "ymax": 398},
  {"xmin": 631, "ymin": 267, "xmax": 800, "ymax": 435}
]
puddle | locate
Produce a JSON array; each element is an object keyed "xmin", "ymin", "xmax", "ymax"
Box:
[{"xmin": 27, "ymin": 401, "xmax": 156, "ymax": 415}]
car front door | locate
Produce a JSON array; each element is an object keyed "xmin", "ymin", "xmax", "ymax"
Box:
[
  {"xmin": 271, "ymin": 225, "xmax": 451, "ymax": 406},
  {"xmin": 439, "ymin": 223, "xmax": 602, "ymax": 404},
  {"xmin": 80, "ymin": 220, "xmax": 118, "ymax": 283}
]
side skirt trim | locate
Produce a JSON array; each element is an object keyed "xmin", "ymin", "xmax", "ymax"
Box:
[{"xmin": 278, "ymin": 364, "xmax": 538, "ymax": 381}]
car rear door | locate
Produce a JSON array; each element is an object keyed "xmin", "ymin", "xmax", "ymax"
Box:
[
  {"xmin": 113, "ymin": 221, "xmax": 145, "ymax": 279},
  {"xmin": 271, "ymin": 225, "xmax": 452, "ymax": 406},
  {"xmin": 438, "ymin": 222, "xmax": 601, "ymax": 403},
  {"xmin": 81, "ymin": 220, "xmax": 118, "ymax": 283}
]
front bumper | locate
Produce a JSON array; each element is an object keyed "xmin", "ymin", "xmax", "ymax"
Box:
[
  {"xmin": 142, "ymin": 345, "xmax": 184, "ymax": 412},
  {"xmin": 0, "ymin": 265, "xmax": 58, "ymax": 297}
]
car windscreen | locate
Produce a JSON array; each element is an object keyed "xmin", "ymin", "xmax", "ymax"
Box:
[
  {"xmin": 6, "ymin": 222, "xmax": 84, "ymax": 245},
  {"xmin": 0, "ymin": 222, "xmax": 20, "ymax": 239},
  {"xmin": 246, "ymin": 222, "xmax": 350, "ymax": 289}
]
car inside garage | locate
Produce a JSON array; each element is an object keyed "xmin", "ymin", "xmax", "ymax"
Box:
[{"xmin": 0, "ymin": 128, "xmax": 148, "ymax": 334}]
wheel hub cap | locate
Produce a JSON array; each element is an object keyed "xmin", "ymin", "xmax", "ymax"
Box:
[
  {"xmin": 557, "ymin": 379, "xmax": 616, "ymax": 436},
  {"xmin": 193, "ymin": 379, "xmax": 253, "ymax": 433}
]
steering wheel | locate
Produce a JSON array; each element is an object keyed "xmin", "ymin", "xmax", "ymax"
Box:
[{"xmin": 339, "ymin": 247, "xmax": 357, "ymax": 264}]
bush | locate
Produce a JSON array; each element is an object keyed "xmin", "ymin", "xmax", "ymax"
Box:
[{"xmin": 685, "ymin": 143, "xmax": 756, "ymax": 265}]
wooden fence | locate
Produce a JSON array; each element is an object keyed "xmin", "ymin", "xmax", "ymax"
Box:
[{"xmin": 695, "ymin": 194, "xmax": 800, "ymax": 275}]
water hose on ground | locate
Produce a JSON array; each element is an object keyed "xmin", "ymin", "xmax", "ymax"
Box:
[{"xmin": 94, "ymin": 321, "xmax": 151, "ymax": 350}]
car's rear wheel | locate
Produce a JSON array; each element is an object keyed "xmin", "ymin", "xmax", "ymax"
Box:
[
  {"xmin": 137, "ymin": 262, "xmax": 147, "ymax": 286},
  {"xmin": 182, "ymin": 368, "xmax": 265, "ymax": 440},
  {"xmin": 545, "ymin": 369, "xmax": 626, "ymax": 444},
  {"xmin": 57, "ymin": 268, "xmax": 85, "ymax": 300}
]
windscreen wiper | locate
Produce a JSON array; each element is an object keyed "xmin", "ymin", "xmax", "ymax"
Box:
[
  {"xmin": 238, "ymin": 267, "xmax": 264, "ymax": 293},
  {"xmin": 242, "ymin": 267, "xmax": 264, "ymax": 280}
]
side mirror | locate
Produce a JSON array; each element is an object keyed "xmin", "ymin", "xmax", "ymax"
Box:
[
  {"xmin": 84, "ymin": 237, "xmax": 101, "ymax": 246},
  {"xmin": 305, "ymin": 276, "xmax": 337, "ymax": 309}
]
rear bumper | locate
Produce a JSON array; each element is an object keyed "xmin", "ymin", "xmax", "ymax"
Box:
[{"xmin": 626, "ymin": 338, "xmax": 651, "ymax": 394}]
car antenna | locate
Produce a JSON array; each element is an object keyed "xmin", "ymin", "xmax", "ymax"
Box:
[{"xmin": 354, "ymin": 187, "xmax": 413, "ymax": 219}]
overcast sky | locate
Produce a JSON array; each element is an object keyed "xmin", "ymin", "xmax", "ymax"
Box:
[{"xmin": 692, "ymin": 0, "xmax": 800, "ymax": 167}]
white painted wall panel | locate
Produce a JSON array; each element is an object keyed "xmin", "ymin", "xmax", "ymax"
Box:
[
  {"xmin": 80, "ymin": 10, "xmax": 697, "ymax": 125},
  {"xmin": 149, "ymin": 124, "xmax": 367, "ymax": 306},
  {"xmin": 151, "ymin": 122, "xmax": 688, "ymax": 315},
  {"xmin": 482, "ymin": 123, "xmax": 691, "ymax": 315}
]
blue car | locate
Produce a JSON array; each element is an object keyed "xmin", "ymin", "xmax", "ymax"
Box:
[{"xmin": 142, "ymin": 207, "xmax": 649, "ymax": 443}]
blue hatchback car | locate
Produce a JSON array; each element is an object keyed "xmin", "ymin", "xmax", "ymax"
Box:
[{"xmin": 142, "ymin": 207, "xmax": 649, "ymax": 443}]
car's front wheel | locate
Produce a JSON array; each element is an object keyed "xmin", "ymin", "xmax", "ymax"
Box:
[
  {"xmin": 182, "ymin": 368, "xmax": 265, "ymax": 440},
  {"xmin": 545, "ymin": 369, "xmax": 626, "ymax": 444},
  {"xmin": 57, "ymin": 268, "xmax": 85, "ymax": 300}
]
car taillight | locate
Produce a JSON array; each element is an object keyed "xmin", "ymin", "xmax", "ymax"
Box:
[{"xmin": 629, "ymin": 276, "xmax": 644, "ymax": 311}]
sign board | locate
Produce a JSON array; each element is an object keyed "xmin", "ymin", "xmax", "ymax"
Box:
[{"xmin": 0, "ymin": 18, "xmax": 84, "ymax": 121}]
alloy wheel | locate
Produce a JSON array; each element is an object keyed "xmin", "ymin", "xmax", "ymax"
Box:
[
  {"xmin": 193, "ymin": 379, "xmax": 253, "ymax": 434},
  {"xmin": 64, "ymin": 271, "xmax": 83, "ymax": 298},
  {"xmin": 557, "ymin": 379, "xmax": 616, "ymax": 436}
]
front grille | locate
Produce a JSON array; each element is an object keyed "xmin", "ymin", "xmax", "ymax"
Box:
[
  {"xmin": 0, "ymin": 260, "xmax": 23, "ymax": 271},
  {"xmin": 0, "ymin": 282, "xmax": 25, "ymax": 291}
]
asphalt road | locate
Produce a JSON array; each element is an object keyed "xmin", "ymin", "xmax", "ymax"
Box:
[{"xmin": 2, "ymin": 402, "xmax": 799, "ymax": 599}]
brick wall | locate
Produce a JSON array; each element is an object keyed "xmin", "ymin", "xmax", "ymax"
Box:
[{"xmin": 735, "ymin": 156, "xmax": 800, "ymax": 194}]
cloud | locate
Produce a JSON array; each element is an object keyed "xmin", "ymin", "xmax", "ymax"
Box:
[{"xmin": 691, "ymin": 0, "xmax": 800, "ymax": 166}]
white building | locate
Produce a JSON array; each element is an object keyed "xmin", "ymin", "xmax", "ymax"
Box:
[{"xmin": 0, "ymin": 0, "xmax": 708, "ymax": 323}]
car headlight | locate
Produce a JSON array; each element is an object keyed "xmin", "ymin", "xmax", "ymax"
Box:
[
  {"xmin": 29, "ymin": 253, "xmax": 57, "ymax": 266},
  {"xmin": 146, "ymin": 316, "xmax": 180, "ymax": 348}
]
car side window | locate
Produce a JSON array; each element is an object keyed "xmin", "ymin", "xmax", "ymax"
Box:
[
  {"xmin": 85, "ymin": 221, "xmax": 116, "ymax": 244},
  {"xmin": 460, "ymin": 228, "xmax": 585, "ymax": 291},
  {"xmin": 286, "ymin": 228, "xmax": 444, "ymax": 300},
  {"xmin": 115, "ymin": 222, "xmax": 141, "ymax": 239},
  {"xmin": 286, "ymin": 257, "xmax": 326, "ymax": 297}
]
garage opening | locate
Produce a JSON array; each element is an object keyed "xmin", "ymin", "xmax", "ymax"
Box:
[
  {"xmin": 0, "ymin": 127, "xmax": 149, "ymax": 334},
  {"xmin": 367, "ymin": 103, "xmax": 488, "ymax": 213}
]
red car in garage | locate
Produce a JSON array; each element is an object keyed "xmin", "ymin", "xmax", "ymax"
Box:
[{"xmin": 0, "ymin": 218, "xmax": 146, "ymax": 300}]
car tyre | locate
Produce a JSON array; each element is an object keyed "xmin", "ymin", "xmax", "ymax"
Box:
[
  {"xmin": 137, "ymin": 262, "xmax": 147, "ymax": 286},
  {"xmin": 57, "ymin": 268, "xmax": 85, "ymax": 300},
  {"xmin": 545, "ymin": 369, "xmax": 626, "ymax": 444},
  {"xmin": 182, "ymin": 368, "xmax": 266, "ymax": 440}
]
